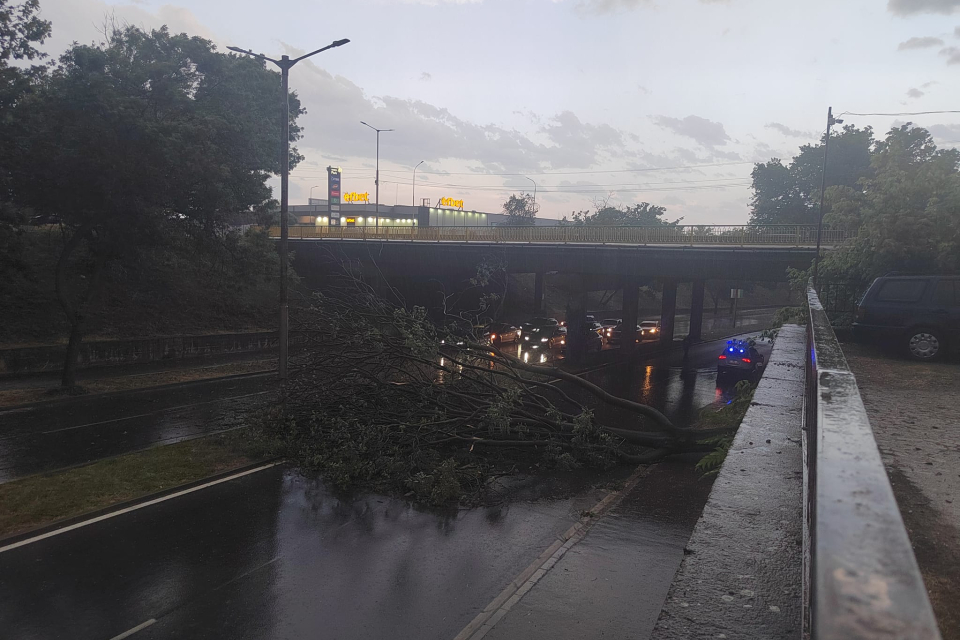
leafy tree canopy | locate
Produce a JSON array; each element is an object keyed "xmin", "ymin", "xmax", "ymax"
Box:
[
  {"xmin": 820, "ymin": 124, "xmax": 960, "ymax": 283},
  {"xmin": 750, "ymin": 125, "xmax": 874, "ymax": 226},
  {"xmin": 567, "ymin": 201, "xmax": 680, "ymax": 226},
  {"xmin": 0, "ymin": 0, "xmax": 51, "ymax": 271},
  {"xmin": 7, "ymin": 23, "xmax": 305, "ymax": 386},
  {"xmin": 500, "ymin": 193, "xmax": 537, "ymax": 226}
]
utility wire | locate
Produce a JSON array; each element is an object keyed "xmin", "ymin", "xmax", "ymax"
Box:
[
  {"xmin": 291, "ymin": 159, "xmax": 753, "ymax": 178},
  {"xmin": 839, "ymin": 110, "xmax": 960, "ymax": 117}
]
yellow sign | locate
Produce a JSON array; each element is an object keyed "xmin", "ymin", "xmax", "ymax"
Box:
[
  {"xmin": 440, "ymin": 197, "xmax": 464, "ymax": 209},
  {"xmin": 344, "ymin": 192, "xmax": 370, "ymax": 203}
]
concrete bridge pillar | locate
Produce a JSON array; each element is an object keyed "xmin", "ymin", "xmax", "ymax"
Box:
[
  {"xmin": 660, "ymin": 278, "xmax": 678, "ymax": 346},
  {"xmin": 534, "ymin": 271, "xmax": 545, "ymax": 314},
  {"xmin": 565, "ymin": 274, "xmax": 589, "ymax": 363},
  {"xmin": 621, "ymin": 276, "xmax": 641, "ymax": 357},
  {"xmin": 689, "ymin": 279, "xmax": 705, "ymax": 342}
]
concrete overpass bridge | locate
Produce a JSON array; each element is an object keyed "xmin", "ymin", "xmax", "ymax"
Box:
[{"xmin": 277, "ymin": 224, "xmax": 851, "ymax": 353}]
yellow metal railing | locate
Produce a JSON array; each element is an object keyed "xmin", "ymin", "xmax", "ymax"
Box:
[{"xmin": 267, "ymin": 225, "xmax": 851, "ymax": 247}]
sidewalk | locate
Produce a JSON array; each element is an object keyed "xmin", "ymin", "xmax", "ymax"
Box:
[{"xmin": 843, "ymin": 342, "xmax": 960, "ymax": 639}]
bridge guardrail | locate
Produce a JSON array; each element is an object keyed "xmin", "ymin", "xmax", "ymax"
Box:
[
  {"xmin": 804, "ymin": 283, "xmax": 940, "ymax": 639},
  {"xmin": 268, "ymin": 224, "xmax": 850, "ymax": 247}
]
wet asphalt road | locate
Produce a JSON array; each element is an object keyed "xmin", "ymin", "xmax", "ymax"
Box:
[
  {"xmin": 0, "ymin": 374, "xmax": 276, "ymax": 482},
  {"xmin": 0, "ymin": 459, "xmax": 713, "ymax": 640},
  {"xmin": 0, "ymin": 335, "xmax": 768, "ymax": 639}
]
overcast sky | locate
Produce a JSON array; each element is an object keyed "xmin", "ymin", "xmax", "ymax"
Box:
[{"xmin": 35, "ymin": 0, "xmax": 960, "ymax": 222}]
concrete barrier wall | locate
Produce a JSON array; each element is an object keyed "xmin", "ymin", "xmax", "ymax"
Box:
[
  {"xmin": 0, "ymin": 331, "xmax": 278, "ymax": 375},
  {"xmin": 651, "ymin": 324, "xmax": 807, "ymax": 640}
]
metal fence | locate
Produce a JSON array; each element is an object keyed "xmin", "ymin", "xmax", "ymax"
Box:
[
  {"xmin": 270, "ymin": 224, "xmax": 851, "ymax": 247},
  {"xmin": 804, "ymin": 284, "xmax": 940, "ymax": 639}
]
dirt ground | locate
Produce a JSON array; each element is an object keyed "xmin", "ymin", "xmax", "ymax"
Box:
[{"xmin": 842, "ymin": 342, "xmax": 960, "ymax": 639}]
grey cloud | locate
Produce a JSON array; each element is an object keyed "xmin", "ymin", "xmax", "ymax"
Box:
[
  {"xmin": 652, "ymin": 114, "xmax": 731, "ymax": 147},
  {"xmin": 927, "ymin": 123, "xmax": 960, "ymax": 141},
  {"xmin": 577, "ymin": 0, "xmax": 727, "ymax": 13},
  {"xmin": 288, "ymin": 57, "xmax": 628, "ymax": 173},
  {"xmin": 419, "ymin": 72, "xmax": 432, "ymax": 81},
  {"xmin": 941, "ymin": 46, "xmax": 960, "ymax": 63},
  {"xmin": 898, "ymin": 36, "xmax": 945, "ymax": 50},
  {"xmin": 921, "ymin": 80, "xmax": 939, "ymax": 88},
  {"xmin": 888, "ymin": 0, "xmax": 960, "ymax": 15},
  {"xmin": 906, "ymin": 87, "xmax": 925, "ymax": 98},
  {"xmin": 765, "ymin": 122, "xmax": 812, "ymax": 138},
  {"xmin": 956, "ymin": 25, "xmax": 960, "ymax": 36}
]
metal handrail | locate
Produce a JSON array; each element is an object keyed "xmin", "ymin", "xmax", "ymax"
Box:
[
  {"xmin": 268, "ymin": 224, "xmax": 851, "ymax": 247},
  {"xmin": 804, "ymin": 284, "xmax": 940, "ymax": 639}
]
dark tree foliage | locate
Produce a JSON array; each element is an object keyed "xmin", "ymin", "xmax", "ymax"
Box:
[
  {"xmin": 568, "ymin": 201, "xmax": 680, "ymax": 226},
  {"xmin": 500, "ymin": 193, "xmax": 538, "ymax": 226},
  {"xmin": 749, "ymin": 125, "xmax": 874, "ymax": 226},
  {"xmin": 7, "ymin": 25, "xmax": 304, "ymax": 386},
  {"xmin": 0, "ymin": 0, "xmax": 50, "ymax": 274},
  {"xmin": 820, "ymin": 125, "xmax": 960, "ymax": 284}
]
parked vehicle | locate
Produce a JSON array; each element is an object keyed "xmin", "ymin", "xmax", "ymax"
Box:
[
  {"xmin": 717, "ymin": 339, "xmax": 765, "ymax": 376},
  {"xmin": 853, "ymin": 275, "xmax": 960, "ymax": 361},
  {"xmin": 639, "ymin": 320, "xmax": 661, "ymax": 341}
]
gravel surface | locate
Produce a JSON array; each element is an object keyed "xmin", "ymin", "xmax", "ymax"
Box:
[{"xmin": 843, "ymin": 341, "xmax": 960, "ymax": 639}]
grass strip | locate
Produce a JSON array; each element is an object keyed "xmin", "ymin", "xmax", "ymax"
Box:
[{"xmin": 0, "ymin": 431, "xmax": 260, "ymax": 539}]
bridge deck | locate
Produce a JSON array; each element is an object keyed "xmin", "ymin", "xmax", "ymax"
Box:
[{"xmin": 270, "ymin": 224, "xmax": 849, "ymax": 248}]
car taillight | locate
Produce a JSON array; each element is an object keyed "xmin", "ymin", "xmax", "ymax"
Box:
[
  {"xmin": 490, "ymin": 334, "xmax": 497, "ymax": 340},
  {"xmin": 742, "ymin": 358, "xmax": 751, "ymax": 363},
  {"xmin": 718, "ymin": 355, "xmax": 727, "ymax": 359}
]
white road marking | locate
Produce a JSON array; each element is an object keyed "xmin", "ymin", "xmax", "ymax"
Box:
[
  {"xmin": 0, "ymin": 462, "xmax": 281, "ymax": 554},
  {"xmin": 40, "ymin": 391, "xmax": 270, "ymax": 434},
  {"xmin": 451, "ymin": 464, "xmax": 653, "ymax": 640},
  {"xmin": 108, "ymin": 618, "xmax": 157, "ymax": 639}
]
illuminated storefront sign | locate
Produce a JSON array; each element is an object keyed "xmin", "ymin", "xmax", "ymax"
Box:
[
  {"xmin": 439, "ymin": 197, "xmax": 464, "ymax": 209},
  {"xmin": 343, "ymin": 192, "xmax": 370, "ymax": 203},
  {"xmin": 327, "ymin": 166, "xmax": 341, "ymax": 226}
]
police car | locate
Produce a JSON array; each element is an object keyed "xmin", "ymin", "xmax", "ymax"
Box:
[{"xmin": 717, "ymin": 339, "xmax": 765, "ymax": 376}]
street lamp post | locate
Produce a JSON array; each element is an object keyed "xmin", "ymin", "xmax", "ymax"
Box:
[
  {"xmin": 813, "ymin": 106, "xmax": 843, "ymax": 289},
  {"xmin": 227, "ymin": 38, "xmax": 350, "ymax": 381},
  {"xmin": 360, "ymin": 121, "xmax": 394, "ymax": 232},
  {"xmin": 412, "ymin": 160, "xmax": 424, "ymax": 206},
  {"xmin": 309, "ymin": 184, "xmax": 322, "ymax": 201}
]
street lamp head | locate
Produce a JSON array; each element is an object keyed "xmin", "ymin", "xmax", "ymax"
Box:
[{"xmin": 332, "ymin": 39, "xmax": 350, "ymax": 47}]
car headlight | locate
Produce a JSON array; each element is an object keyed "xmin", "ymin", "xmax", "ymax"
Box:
[
  {"xmin": 651, "ymin": 328, "xmax": 657, "ymax": 333},
  {"xmin": 524, "ymin": 336, "xmax": 529, "ymax": 341},
  {"xmin": 490, "ymin": 333, "xmax": 497, "ymax": 340},
  {"xmin": 540, "ymin": 337, "xmax": 548, "ymax": 342},
  {"xmin": 560, "ymin": 339, "xmax": 565, "ymax": 345}
]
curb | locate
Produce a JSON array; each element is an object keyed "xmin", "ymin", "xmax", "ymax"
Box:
[
  {"xmin": 0, "ymin": 370, "xmax": 277, "ymax": 414},
  {"xmin": 0, "ymin": 458, "xmax": 283, "ymax": 549}
]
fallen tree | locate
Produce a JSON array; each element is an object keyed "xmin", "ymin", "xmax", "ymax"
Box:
[{"xmin": 254, "ymin": 272, "xmax": 740, "ymax": 504}]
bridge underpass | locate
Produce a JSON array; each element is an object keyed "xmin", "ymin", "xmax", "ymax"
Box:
[{"xmin": 287, "ymin": 230, "xmax": 833, "ymax": 359}]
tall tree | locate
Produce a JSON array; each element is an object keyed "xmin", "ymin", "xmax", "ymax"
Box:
[
  {"xmin": 750, "ymin": 125, "xmax": 874, "ymax": 226},
  {"xmin": 820, "ymin": 125, "xmax": 960, "ymax": 283},
  {"xmin": 500, "ymin": 193, "xmax": 538, "ymax": 226},
  {"xmin": 0, "ymin": 0, "xmax": 50, "ymax": 273},
  {"xmin": 9, "ymin": 25, "xmax": 304, "ymax": 387},
  {"xmin": 569, "ymin": 201, "xmax": 680, "ymax": 226}
]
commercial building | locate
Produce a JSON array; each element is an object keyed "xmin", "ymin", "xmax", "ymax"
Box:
[{"xmin": 289, "ymin": 198, "xmax": 560, "ymax": 227}]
